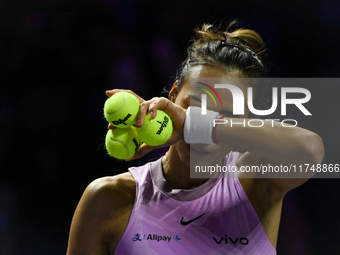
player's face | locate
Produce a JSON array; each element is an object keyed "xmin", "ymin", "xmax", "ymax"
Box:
[{"xmin": 173, "ymin": 65, "xmax": 249, "ymax": 164}]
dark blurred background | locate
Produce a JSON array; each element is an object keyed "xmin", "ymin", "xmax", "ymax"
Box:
[{"xmin": 0, "ymin": 0, "xmax": 339, "ymax": 254}]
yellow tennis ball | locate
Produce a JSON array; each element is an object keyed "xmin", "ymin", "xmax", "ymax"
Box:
[
  {"xmin": 104, "ymin": 92, "xmax": 139, "ymax": 128},
  {"xmin": 136, "ymin": 110, "xmax": 173, "ymax": 146},
  {"xmin": 105, "ymin": 127, "xmax": 141, "ymax": 160}
]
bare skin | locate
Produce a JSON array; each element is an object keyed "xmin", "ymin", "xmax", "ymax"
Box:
[{"xmin": 67, "ymin": 66, "xmax": 324, "ymax": 255}]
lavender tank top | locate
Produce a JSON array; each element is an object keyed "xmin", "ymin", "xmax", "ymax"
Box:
[{"xmin": 114, "ymin": 152, "xmax": 276, "ymax": 254}]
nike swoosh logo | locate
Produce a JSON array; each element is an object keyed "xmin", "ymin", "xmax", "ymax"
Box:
[{"xmin": 180, "ymin": 213, "xmax": 206, "ymax": 226}]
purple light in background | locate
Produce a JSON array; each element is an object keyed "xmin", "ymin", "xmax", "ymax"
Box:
[
  {"xmin": 26, "ymin": 12, "xmax": 47, "ymax": 30},
  {"xmin": 152, "ymin": 36, "xmax": 179, "ymax": 78},
  {"xmin": 108, "ymin": 57, "xmax": 146, "ymax": 96},
  {"xmin": 154, "ymin": 38, "xmax": 172, "ymax": 60},
  {"xmin": 318, "ymin": 0, "xmax": 340, "ymax": 24}
]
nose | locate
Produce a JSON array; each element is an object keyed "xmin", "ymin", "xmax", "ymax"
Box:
[{"xmin": 108, "ymin": 123, "xmax": 114, "ymax": 130}]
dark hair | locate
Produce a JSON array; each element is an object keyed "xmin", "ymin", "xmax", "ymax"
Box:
[{"xmin": 175, "ymin": 22, "xmax": 269, "ymax": 110}]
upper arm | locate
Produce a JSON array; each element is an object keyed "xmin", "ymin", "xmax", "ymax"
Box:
[
  {"xmin": 238, "ymin": 130, "xmax": 325, "ymax": 194},
  {"xmin": 261, "ymin": 131, "xmax": 324, "ymax": 193},
  {"xmin": 66, "ymin": 173, "xmax": 135, "ymax": 255}
]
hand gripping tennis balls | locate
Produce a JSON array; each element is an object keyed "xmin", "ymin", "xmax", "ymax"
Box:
[
  {"xmin": 104, "ymin": 92, "xmax": 140, "ymax": 128},
  {"xmin": 136, "ymin": 110, "xmax": 173, "ymax": 146},
  {"xmin": 105, "ymin": 127, "xmax": 141, "ymax": 160}
]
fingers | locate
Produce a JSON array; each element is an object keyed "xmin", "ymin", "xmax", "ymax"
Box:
[
  {"xmin": 105, "ymin": 89, "xmax": 174, "ymax": 127},
  {"xmin": 147, "ymin": 98, "xmax": 186, "ymax": 138},
  {"xmin": 135, "ymin": 97, "xmax": 165, "ymax": 127},
  {"xmin": 148, "ymin": 97, "xmax": 170, "ymax": 117},
  {"xmin": 105, "ymin": 89, "xmax": 145, "ymax": 104},
  {"xmin": 135, "ymin": 100, "xmax": 152, "ymax": 127},
  {"xmin": 105, "ymin": 89, "xmax": 166, "ymax": 127},
  {"xmin": 137, "ymin": 97, "xmax": 172, "ymax": 122},
  {"xmin": 105, "ymin": 89, "xmax": 186, "ymax": 160}
]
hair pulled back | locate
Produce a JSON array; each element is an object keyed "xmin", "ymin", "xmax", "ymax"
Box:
[{"xmin": 176, "ymin": 21, "xmax": 267, "ymax": 88}]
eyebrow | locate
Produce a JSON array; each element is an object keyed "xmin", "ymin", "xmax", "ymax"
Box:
[
  {"xmin": 188, "ymin": 93, "xmax": 233, "ymax": 116},
  {"xmin": 219, "ymin": 110, "xmax": 233, "ymax": 116},
  {"xmin": 188, "ymin": 93, "xmax": 201, "ymax": 102}
]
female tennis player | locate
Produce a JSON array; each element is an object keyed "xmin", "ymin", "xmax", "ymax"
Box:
[{"xmin": 67, "ymin": 22, "xmax": 324, "ymax": 254}]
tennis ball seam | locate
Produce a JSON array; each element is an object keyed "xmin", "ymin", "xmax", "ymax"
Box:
[
  {"xmin": 109, "ymin": 137, "xmax": 130, "ymax": 158},
  {"xmin": 104, "ymin": 92, "xmax": 139, "ymax": 128},
  {"xmin": 139, "ymin": 115, "xmax": 152, "ymax": 131},
  {"xmin": 105, "ymin": 93, "xmax": 126, "ymax": 115}
]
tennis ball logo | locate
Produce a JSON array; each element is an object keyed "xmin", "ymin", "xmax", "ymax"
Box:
[
  {"xmin": 103, "ymin": 92, "xmax": 173, "ymax": 158},
  {"xmin": 105, "ymin": 127, "xmax": 141, "ymax": 160},
  {"xmin": 156, "ymin": 116, "xmax": 170, "ymax": 135},
  {"xmin": 137, "ymin": 110, "xmax": 173, "ymax": 146},
  {"xmin": 104, "ymin": 92, "xmax": 140, "ymax": 128},
  {"xmin": 111, "ymin": 113, "xmax": 132, "ymax": 126}
]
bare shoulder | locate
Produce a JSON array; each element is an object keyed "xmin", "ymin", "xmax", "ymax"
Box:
[
  {"xmin": 67, "ymin": 172, "xmax": 136, "ymax": 255},
  {"xmin": 81, "ymin": 172, "xmax": 136, "ymax": 215},
  {"xmin": 87, "ymin": 172, "xmax": 136, "ymax": 204}
]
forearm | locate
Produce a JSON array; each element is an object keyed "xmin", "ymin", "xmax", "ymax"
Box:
[{"xmin": 214, "ymin": 118, "xmax": 324, "ymax": 165}]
